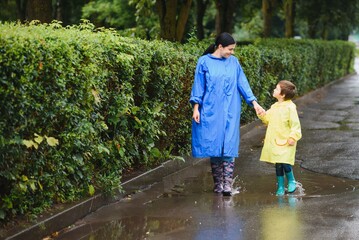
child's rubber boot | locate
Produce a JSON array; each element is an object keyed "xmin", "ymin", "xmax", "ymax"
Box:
[
  {"xmin": 276, "ymin": 176, "xmax": 285, "ymax": 196},
  {"xmin": 222, "ymin": 161, "xmax": 234, "ymax": 196},
  {"xmin": 285, "ymin": 171, "xmax": 296, "ymax": 193},
  {"xmin": 210, "ymin": 162, "xmax": 223, "ymax": 193}
]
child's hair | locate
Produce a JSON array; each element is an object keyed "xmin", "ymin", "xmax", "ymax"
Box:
[{"xmin": 278, "ymin": 80, "xmax": 297, "ymax": 100}]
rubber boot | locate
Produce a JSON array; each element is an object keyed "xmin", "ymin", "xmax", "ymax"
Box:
[
  {"xmin": 276, "ymin": 176, "xmax": 285, "ymax": 196},
  {"xmin": 285, "ymin": 171, "xmax": 296, "ymax": 193},
  {"xmin": 210, "ymin": 162, "xmax": 223, "ymax": 193},
  {"xmin": 222, "ymin": 161, "xmax": 234, "ymax": 196}
]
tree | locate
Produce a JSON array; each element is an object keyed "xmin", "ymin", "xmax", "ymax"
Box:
[
  {"xmin": 156, "ymin": 0, "xmax": 193, "ymax": 42},
  {"xmin": 297, "ymin": 0, "xmax": 359, "ymax": 40},
  {"xmin": 0, "ymin": 0, "xmax": 87, "ymax": 25},
  {"xmin": 215, "ymin": 0, "xmax": 236, "ymax": 34},
  {"xmin": 284, "ymin": 0, "xmax": 295, "ymax": 38},
  {"xmin": 25, "ymin": 0, "xmax": 52, "ymax": 23},
  {"xmin": 54, "ymin": 0, "xmax": 88, "ymax": 26},
  {"xmin": 195, "ymin": 0, "xmax": 210, "ymax": 39},
  {"xmin": 82, "ymin": 0, "xmax": 136, "ymax": 30},
  {"xmin": 262, "ymin": 0, "xmax": 277, "ymax": 37},
  {"xmin": 0, "ymin": 0, "xmax": 20, "ymax": 21}
]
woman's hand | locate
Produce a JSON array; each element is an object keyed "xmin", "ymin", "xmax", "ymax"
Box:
[
  {"xmin": 192, "ymin": 104, "xmax": 200, "ymax": 123},
  {"xmin": 252, "ymin": 101, "xmax": 265, "ymax": 115}
]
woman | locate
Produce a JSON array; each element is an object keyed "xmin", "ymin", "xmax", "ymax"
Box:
[{"xmin": 190, "ymin": 32, "xmax": 264, "ymax": 196}]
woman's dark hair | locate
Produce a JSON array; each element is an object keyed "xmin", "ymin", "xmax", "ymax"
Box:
[
  {"xmin": 278, "ymin": 80, "xmax": 297, "ymax": 100},
  {"xmin": 202, "ymin": 32, "xmax": 236, "ymax": 55}
]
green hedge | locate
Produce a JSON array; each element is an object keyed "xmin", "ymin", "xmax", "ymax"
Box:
[{"xmin": 0, "ymin": 21, "xmax": 355, "ymax": 223}]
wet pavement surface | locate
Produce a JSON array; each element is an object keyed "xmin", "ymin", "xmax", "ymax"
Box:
[
  {"xmin": 53, "ymin": 162, "xmax": 359, "ymax": 240},
  {"xmin": 43, "ymin": 59, "xmax": 359, "ymax": 239}
]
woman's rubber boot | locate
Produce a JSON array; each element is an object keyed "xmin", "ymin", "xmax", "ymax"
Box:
[
  {"xmin": 285, "ymin": 171, "xmax": 297, "ymax": 193},
  {"xmin": 222, "ymin": 161, "xmax": 234, "ymax": 196},
  {"xmin": 276, "ymin": 176, "xmax": 285, "ymax": 196},
  {"xmin": 211, "ymin": 162, "xmax": 223, "ymax": 193}
]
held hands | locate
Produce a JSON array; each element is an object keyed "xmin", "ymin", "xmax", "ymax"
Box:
[{"xmin": 252, "ymin": 101, "xmax": 266, "ymax": 116}]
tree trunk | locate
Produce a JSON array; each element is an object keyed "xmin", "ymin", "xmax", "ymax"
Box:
[
  {"xmin": 262, "ymin": 0, "xmax": 277, "ymax": 38},
  {"xmin": 284, "ymin": 0, "xmax": 295, "ymax": 38},
  {"xmin": 307, "ymin": 17, "xmax": 317, "ymax": 39},
  {"xmin": 54, "ymin": 0, "xmax": 70, "ymax": 26},
  {"xmin": 321, "ymin": 21, "xmax": 328, "ymax": 40},
  {"xmin": 215, "ymin": 0, "xmax": 236, "ymax": 35},
  {"xmin": 156, "ymin": 0, "xmax": 192, "ymax": 42},
  {"xmin": 176, "ymin": 0, "xmax": 192, "ymax": 42},
  {"xmin": 156, "ymin": 0, "xmax": 178, "ymax": 41},
  {"xmin": 26, "ymin": 0, "xmax": 52, "ymax": 23},
  {"xmin": 196, "ymin": 0, "xmax": 209, "ymax": 40},
  {"xmin": 16, "ymin": 0, "xmax": 27, "ymax": 22}
]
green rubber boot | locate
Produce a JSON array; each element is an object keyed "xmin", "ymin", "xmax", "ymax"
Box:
[
  {"xmin": 276, "ymin": 176, "xmax": 285, "ymax": 196},
  {"xmin": 285, "ymin": 171, "xmax": 296, "ymax": 193}
]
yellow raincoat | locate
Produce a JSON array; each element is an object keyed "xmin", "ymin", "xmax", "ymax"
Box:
[{"xmin": 258, "ymin": 100, "xmax": 301, "ymax": 165}]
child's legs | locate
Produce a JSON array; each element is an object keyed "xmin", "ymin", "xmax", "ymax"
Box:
[
  {"xmin": 282, "ymin": 163, "xmax": 293, "ymax": 173},
  {"xmin": 275, "ymin": 163, "xmax": 285, "ymax": 195},
  {"xmin": 275, "ymin": 163, "xmax": 293, "ymax": 175},
  {"xmin": 275, "ymin": 163, "xmax": 284, "ymax": 176},
  {"xmin": 283, "ymin": 163, "xmax": 296, "ymax": 193}
]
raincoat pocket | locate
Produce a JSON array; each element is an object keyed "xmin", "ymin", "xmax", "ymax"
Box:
[
  {"xmin": 275, "ymin": 138, "xmax": 288, "ymax": 146},
  {"xmin": 272, "ymin": 138, "xmax": 288, "ymax": 156}
]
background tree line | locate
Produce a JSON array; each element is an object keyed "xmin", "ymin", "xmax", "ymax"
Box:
[{"xmin": 1, "ymin": 0, "xmax": 359, "ymax": 42}]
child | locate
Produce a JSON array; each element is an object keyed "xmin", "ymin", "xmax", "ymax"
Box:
[{"xmin": 258, "ymin": 80, "xmax": 302, "ymax": 196}]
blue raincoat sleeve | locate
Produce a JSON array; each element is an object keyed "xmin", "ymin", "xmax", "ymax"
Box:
[
  {"xmin": 190, "ymin": 57, "xmax": 206, "ymax": 106},
  {"xmin": 237, "ymin": 62, "xmax": 257, "ymax": 106}
]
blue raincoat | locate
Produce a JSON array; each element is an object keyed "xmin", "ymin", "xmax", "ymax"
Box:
[{"xmin": 190, "ymin": 54, "xmax": 257, "ymax": 158}]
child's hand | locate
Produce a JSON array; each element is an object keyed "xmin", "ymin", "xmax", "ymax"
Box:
[
  {"xmin": 252, "ymin": 101, "xmax": 265, "ymax": 115},
  {"xmin": 288, "ymin": 138, "xmax": 296, "ymax": 146},
  {"xmin": 257, "ymin": 110, "xmax": 266, "ymax": 117}
]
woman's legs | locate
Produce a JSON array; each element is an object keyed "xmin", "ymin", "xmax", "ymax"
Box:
[
  {"xmin": 222, "ymin": 157, "xmax": 235, "ymax": 196},
  {"xmin": 210, "ymin": 157, "xmax": 223, "ymax": 193},
  {"xmin": 210, "ymin": 157, "xmax": 235, "ymax": 196}
]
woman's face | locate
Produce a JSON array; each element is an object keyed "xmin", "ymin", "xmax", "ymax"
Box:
[{"xmin": 219, "ymin": 44, "xmax": 236, "ymax": 58}]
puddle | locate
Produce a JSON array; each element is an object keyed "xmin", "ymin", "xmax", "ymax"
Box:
[
  {"xmin": 56, "ymin": 216, "xmax": 192, "ymax": 240},
  {"xmin": 50, "ymin": 160, "xmax": 359, "ymax": 240}
]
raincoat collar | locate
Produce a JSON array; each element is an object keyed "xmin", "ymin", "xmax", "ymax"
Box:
[{"xmin": 206, "ymin": 53, "xmax": 228, "ymax": 61}]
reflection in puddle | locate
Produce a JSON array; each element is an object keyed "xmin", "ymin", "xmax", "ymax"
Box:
[
  {"xmin": 193, "ymin": 196, "xmax": 245, "ymax": 240},
  {"xmin": 85, "ymin": 217, "xmax": 191, "ymax": 240},
  {"xmin": 57, "ymin": 216, "xmax": 192, "ymax": 240},
  {"xmin": 261, "ymin": 198, "xmax": 302, "ymax": 240}
]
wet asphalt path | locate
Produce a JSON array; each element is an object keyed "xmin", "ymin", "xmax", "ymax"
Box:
[{"xmin": 53, "ymin": 59, "xmax": 359, "ymax": 240}]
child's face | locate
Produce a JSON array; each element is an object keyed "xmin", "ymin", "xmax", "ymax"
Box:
[{"xmin": 273, "ymin": 84, "xmax": 284, "ymax": 100}]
